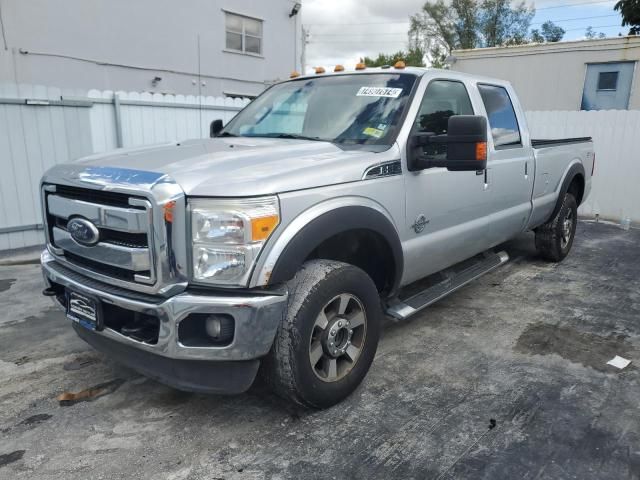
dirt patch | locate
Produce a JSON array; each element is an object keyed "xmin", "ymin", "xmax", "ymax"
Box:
[
  {"xmin": 0, "ymin": 450, "xmax": 25, "ymax": 468},
  {"xmin": 20, "ymin": 414, "xmax": 52, "ymax": 427},
  {"xmin": 63, "ymin": 355, "xmax": 100, "ymax": 371},
  {"xmin": 0, "ymin": 278, "xmax": 16, "ymax": 293},
  {"xmin": 515, "ymin": 323, "xmax": 633, "ymax": 372}
]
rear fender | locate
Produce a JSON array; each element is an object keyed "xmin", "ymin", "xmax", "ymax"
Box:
[{"xmin": 547, "ymin": 161, "xmax": 585, "ymax": 222}]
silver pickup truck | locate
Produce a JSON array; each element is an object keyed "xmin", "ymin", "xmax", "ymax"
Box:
[{"xmin": 40, "ymin": 66, "xmax": 594, "ymax": 408}]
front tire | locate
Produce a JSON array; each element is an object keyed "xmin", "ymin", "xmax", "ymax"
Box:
[
  {"xmin": 263, "ymin": 260, "xmax": 382, "ymax": 409},
  {"xmin": 535, "ymin": 193, "xmax": 578, "ymax": 262}
]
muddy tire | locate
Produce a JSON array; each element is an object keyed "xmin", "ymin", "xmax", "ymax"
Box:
[
  {"xmin": 262, "ymin": 260, "xmax": 382, "ymax": 409},
  {"xmin": 535, "ymin": 193, "xmax": 578, "ymax": 262}
]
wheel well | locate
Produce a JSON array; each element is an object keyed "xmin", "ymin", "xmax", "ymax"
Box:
[
  {"xmin": 567, "ymin": 174, "xmax": 585, "ymax": 206},
  {"xmin": 304, "ymin": 229, "xmax": 396, "ymax": 296}
]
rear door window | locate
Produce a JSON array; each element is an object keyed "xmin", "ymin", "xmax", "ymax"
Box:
[{"xmin": 477, "ymin": 84, "xmax": 522, "ymax": 149}]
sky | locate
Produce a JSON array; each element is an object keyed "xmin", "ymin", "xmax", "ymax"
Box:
[{"xmin": 301, "ymin": 0, "xmax": 625, "ymax": 72}]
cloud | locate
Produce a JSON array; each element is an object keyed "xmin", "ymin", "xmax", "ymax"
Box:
[{"xmin": 301, "ymin": 0, "xmax": 622, "ymax": 71}]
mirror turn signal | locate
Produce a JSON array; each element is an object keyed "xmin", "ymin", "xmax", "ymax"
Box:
[{"xmin": 476, "ymin": 142, "xmax": 487, "ymax": 161}]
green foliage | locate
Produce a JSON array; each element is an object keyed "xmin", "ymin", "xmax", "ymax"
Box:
[
  {"xmin": 614, "ymin": 0, "xmax": 640, "ymax": 35},
  {"xmin": 362, "ymin": 47, "xmax": 427, "ymax": 68},
  {"xmin": 478, "ymin": 0, "xmax": 535, "ymax": 46},
  {"xmin": 531, "ymin": 20, "xmax": 565, "ymax": 43},
  {"xmin": 408, "ymin": 0, "xmax": 535, "ymax": 64},
  {"xmin": 585, "ymin": 26, "xmax": 607, "ymax": 39}
]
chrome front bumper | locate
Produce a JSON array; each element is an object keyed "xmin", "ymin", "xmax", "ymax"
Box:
[{"xmin": 41, "ymin": 250, "xmax": 287, "ymax": 363}]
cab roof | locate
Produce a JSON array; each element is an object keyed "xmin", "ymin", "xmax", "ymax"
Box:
[{"xmin": 282, "ymin": 66, "xmax": 512, "ymax": 89}]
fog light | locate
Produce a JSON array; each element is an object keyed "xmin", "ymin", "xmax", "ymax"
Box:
[
  {"xmin": 204, "ymin": 314, "xmax": 234, "ymax": 342},
  {"xmin": 205, "ymin": 315, "xmax": 226, "ymax": 338},
  {"xmin": 178, "ymin": 313, "xmax": 235, "ymax": 347}
]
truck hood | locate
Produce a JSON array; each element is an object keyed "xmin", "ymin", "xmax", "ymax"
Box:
[{"xmin": 72, "ymin": 138, "xmax": 388, "ymax": 196}]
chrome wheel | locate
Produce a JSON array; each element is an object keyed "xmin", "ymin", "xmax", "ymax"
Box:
[
  {"xmin": 309, "ymin": 293, "xmax": 367, "ymax": 383},
  {"xmin": 561, "ymin": 208, "xmax": 574, "ymax": 250}
]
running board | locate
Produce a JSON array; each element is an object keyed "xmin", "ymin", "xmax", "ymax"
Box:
[{"xmin": 386, "ymin": 250, "xmax": 509, "ymax": 320}]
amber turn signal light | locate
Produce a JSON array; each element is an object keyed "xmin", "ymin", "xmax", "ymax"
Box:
[
  {"xmin": 476, "ymin": 142, "xmax": 487, "ymax": 161},
  {"xmin": 251, "ymin": 215, "xmax": 279, "ymax": 241}
]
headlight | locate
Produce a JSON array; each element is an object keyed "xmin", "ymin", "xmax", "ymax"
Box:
[{"xmin": 190, "ymin": 197, "xmax": 279, "ymax": 285}]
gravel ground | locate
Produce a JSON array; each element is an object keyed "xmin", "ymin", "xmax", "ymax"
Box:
[{"xmin": 0, "ymin": 220, "xmax": 639, "ymax": 480}]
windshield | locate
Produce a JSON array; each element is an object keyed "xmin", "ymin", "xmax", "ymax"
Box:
[{"xmin": 221, "ymin": 73, "xmax": 417, "ymax": 150}]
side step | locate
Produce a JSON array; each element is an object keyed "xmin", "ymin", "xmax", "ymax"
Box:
[{"xmin": 386, "ymin": 250, "xmax": 509, "ymax": 320}]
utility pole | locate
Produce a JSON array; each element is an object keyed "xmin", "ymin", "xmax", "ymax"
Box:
[{"xmin": 301, "ymin": 26, "xmax": 310, "ymax": 74}]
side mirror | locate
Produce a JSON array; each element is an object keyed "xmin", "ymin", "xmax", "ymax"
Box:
[
  {"xmin": 210, "ymin": 119, "xmax": 224, "ymax": 137},
  {"xmin": 407, "ymin": 115, "xmax": 488, "ymax": 172}
]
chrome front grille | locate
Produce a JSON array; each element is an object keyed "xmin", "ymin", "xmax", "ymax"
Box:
[
  {"xmin": 41, "ymin": 164, "xmax": 188, "ymax": 297},
  {"xmin": 44, "ymin": 187, "xmax": 155, "ymax": 285}
]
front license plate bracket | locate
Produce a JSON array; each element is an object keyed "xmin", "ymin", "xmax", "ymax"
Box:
[{"xmin": 66, "ymin": 290, "xmax": 103, "ymax": 331}]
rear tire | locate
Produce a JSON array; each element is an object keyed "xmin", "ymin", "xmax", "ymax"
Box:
[
  {"xmin": 535, "ymin": 193, "xmax": 578, "ymax": 262},
  {"xmin": 263, "ymin": 260, "xmax": 382, "ymax": 409}
]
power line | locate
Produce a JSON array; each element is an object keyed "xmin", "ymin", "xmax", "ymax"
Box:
[
  {"xmin": 309, "ymin": 23, "xmax": 623, "ymax": 42},
  {"xmin": 536, "ymin": 0, "xmax": 616, "ymax": 10},
  {"xmin": 531, "ymin": 13, "xmax": 619, "ymax": 25},
  {"xmin": 305, "ymin": 1, "xmax": 619, "ymax": 27},
  {"xmin": 308, "ymin": 24, "xmax": 624, "ymax": 44}
]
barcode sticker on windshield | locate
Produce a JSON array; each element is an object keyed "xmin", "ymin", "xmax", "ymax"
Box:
[{"xmin": 357, "ymin": 87, "xmax": 403, "ymax": 98}]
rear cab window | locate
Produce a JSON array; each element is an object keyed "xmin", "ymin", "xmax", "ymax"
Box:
[{"xmin": 477, "ymin": 84, "xmax": 522, "ymax": 149}]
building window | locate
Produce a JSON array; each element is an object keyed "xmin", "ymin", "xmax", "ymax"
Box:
[
  {"xmin": 581, "ymin": 62, "xmax": 635, "ymax": 111},
  {"xmin": 597, "ymin": 71, "xmax": 618, "ymax": 91},
  {"xmin": 225, "ymin": 12, "xmax": 262, "ymax": 55}
]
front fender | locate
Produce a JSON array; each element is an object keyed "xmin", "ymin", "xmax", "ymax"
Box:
[{"xmin": 251, "ymin": 198, "xmax": 403, "ymax": 293}]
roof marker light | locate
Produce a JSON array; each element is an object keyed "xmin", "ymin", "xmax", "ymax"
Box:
[
  {"xmin": 394, "ymin": 60, "xmax": 406, "ymax": 69},
  {"xmin": 290, "ymin": 71, "xmax": 300, "ymax": 78},
  {"xmin": 355, "ymin": 63, "xmax": 366, "ymax": 70},
  {"xmin": 334, "ymin": 65, "xmax": 345, "ymax": 72},
  {"xmin": 315, "ymin": 66, "xmax": 325, "ymax": 74}
]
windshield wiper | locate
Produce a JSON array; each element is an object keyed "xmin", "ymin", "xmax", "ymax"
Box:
[{"xmin": 249, "ymin": 133, "xmax": 328, "ymax": 142}]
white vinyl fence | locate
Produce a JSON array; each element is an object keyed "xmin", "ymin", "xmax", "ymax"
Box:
[
  {"xmin": 0, "ymin": 84, "xmax": 249, "ymax": 251},
  {"xmin": 525, "ymin": 110, "xmax": 640, "ymax": 225},
  {"xmin": 0, "ymin": 82, "xmax": 638, "ymax": 252}
]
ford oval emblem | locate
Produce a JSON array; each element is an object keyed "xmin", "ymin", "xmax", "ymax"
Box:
[{"xmin": 67, "ymin": 218, "xmax": 100, "ymax": 246}]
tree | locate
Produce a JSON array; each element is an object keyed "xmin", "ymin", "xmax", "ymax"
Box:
[
  {"xmin": 614, "ymin": 0, "xmax": 640, "ymax": 35},
  {"xmin": 541, "ymin": 20, "xmax": 565, "ymax": 42},
  {"xmin": 408, "ymin": 0, "xmax": 535, "ymax": 64},
  {"xmin": 479, "ymin": 0, "xmax": 535, "ymax": 46},
  {"xmin": 362, "ymin": 47, "xmax": 427, "ymax": 68},
  {"xmin": 585, "ymin": 26, "xmax": 607, "ymax": 39},
  {"xmin": 531, "ymin": 20, "xmax": 565, "ymax": 42}
]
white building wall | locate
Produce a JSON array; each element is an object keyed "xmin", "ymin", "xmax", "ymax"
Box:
[
  {"xmin": 451, "ymin": 37, "xmax": 640, "ymax": 111},
  {"xmin": 0, "ymin": 0, "xmax": 302, "ymax": 98}
]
